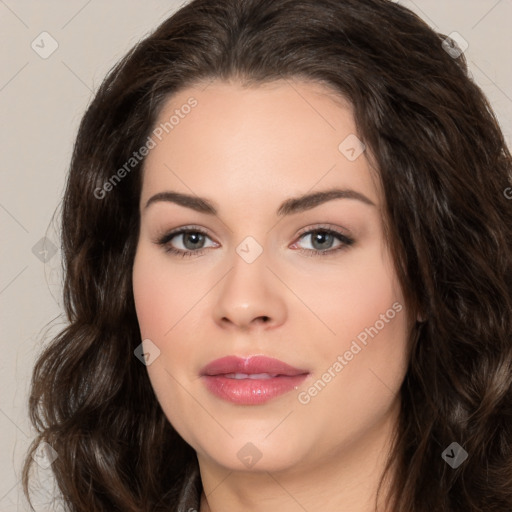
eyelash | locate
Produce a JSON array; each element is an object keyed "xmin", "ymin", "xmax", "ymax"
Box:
[{"xmin": 155, "ymin": 224, "xmax": 355, "ymax": 259}]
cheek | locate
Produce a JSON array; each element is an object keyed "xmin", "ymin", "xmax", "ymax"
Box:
[
  {"xmin": 132, "ymin": 243, "xmax": 204, "ymax": 376},
  {"xmin": 132, "ymin": 245, "xmax": 197, "ymax": 339},
  {"xmin": 131, "ymin": 246, "xmax": 189, "ymax": 399},
  {"xmin": 305, "ymin": 240, "xmax": 405, "ymax": 355},
  {"xmin": 132, "ymin": 268, "xmax": 167, "ymax": 339},
  {"xmin": 132, "ymin": 247, "xmax": 194, "ymax": 429},
  {"xmin": 304, "ymin": 241, "xmax": 409, "ymax": 408}
]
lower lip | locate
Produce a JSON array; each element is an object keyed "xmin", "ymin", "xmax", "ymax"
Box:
[{"xmin": 202, "ymin": 374, "xmax": 309, "ymax": 405}]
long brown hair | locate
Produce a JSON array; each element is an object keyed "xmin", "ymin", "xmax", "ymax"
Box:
[{"xmin": 23, "ymin": 0, "xmax": 512, "ymax": 510}]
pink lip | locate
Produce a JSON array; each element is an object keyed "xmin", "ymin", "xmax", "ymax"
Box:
[{"xmin": 200, "ymin": 355, "xmax": 310, "ymax": 405}]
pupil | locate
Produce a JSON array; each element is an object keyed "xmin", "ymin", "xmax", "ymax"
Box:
[
  {"xmin": 185, "ymin": 233, "xmax": 204, "ymax": 249},
  {"xmin": 313, "ymin": 231, "xmax": 332, "ymax": 250}
]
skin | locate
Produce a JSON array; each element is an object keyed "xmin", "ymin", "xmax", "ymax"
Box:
[{"xmin": 132, "ymin": 79, "xmax": 413, "ymax": 512}]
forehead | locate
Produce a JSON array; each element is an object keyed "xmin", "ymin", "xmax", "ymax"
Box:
[{"xmin": 140, "ymin": 79, "xmax": 380, "ymax": 211}]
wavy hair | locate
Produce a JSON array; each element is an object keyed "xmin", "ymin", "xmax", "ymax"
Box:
[{"xmin": 23, "ymin": 0, "xmax": 512, "ymax": 510}]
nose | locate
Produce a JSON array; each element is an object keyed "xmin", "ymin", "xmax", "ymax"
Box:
[{"xmin": 212, "ymin": 249, "xmax": 287, "ymax": 331}]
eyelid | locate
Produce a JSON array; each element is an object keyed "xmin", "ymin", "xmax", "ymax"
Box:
[
  {"xmin": 153, "ymin": 224, "xmax": 213, "ymax": 244},
  {"xmin": 291, "ymin": 223, "xmax": 355, "ymax": 256},
  {"xmin": 154, "ymin": 223, "xmax": 350, "ymax": 244},
  {"xmin": 295, "ymin": 222, "xmax": 352, "ymax": 239}
]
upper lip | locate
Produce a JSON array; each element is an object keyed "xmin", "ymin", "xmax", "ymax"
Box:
[{"xmin": 200, "ymin": 355, "xmax": 309, "ymax": 376}]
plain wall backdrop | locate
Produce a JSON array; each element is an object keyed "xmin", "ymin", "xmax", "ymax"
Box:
[{"xmin": 1, "ymin": 0, "xmax": 511, "ymax": 510}]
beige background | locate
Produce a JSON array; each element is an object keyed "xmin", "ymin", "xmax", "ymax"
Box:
[{"xmin": 1, "ymin": 0, "xmax": 511, "ymax": 509}]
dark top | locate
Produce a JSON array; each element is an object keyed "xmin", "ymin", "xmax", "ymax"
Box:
[{"xmin": 176, "ymin": 462, "xmax": 202, "ymax": 512}]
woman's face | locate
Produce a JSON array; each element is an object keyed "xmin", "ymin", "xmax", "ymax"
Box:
[{"xmin": 132, "ymin": 79, "xmax": 411, "ymax": 473}]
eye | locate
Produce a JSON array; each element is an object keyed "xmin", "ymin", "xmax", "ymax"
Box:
[
  {"xmin": 155, "ymin": 224, "xmax": 355, "ymax": 258},
  {"xmin": 156, "ymin": 226, "xmax": 218, "ymax": 258},
  {"xmin": 292, "ymin": 225, "xmax": 355, "ymax": 257}
]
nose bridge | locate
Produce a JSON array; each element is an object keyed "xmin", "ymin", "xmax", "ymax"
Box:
[
  {"xmin": 227, "ymin": 233, "xmax": 270, "ymax": 305},
  {"xmin": 235, "ymin": 234, "xmax": 266, "ymax": 266},
  {"xmin": 213, "ymin": 233, "xmax": 286, "ymax": 328}
]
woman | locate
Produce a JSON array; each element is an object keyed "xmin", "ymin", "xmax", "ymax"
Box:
[{"xmin": 23, "ymin": 0, "xmax": 512, "ymax": 510}]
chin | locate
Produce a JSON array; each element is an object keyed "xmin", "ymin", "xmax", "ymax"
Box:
[{"xmin": 192, "ymin": 429, "xmax": 313, "ymax": 473}]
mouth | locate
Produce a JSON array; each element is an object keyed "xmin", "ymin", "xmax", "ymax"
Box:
[
  {"xmin": 200, "ymin": 355, "xmax": 310, "ymax": 405},
  {"xmin": 223, "ymin": 372, "xmax": 281, "ymax": 379}
]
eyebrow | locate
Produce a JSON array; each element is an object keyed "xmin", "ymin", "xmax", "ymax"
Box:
[{"xmin": 144, "ymin": 188, "xmax": 375, "ymax": 216}]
